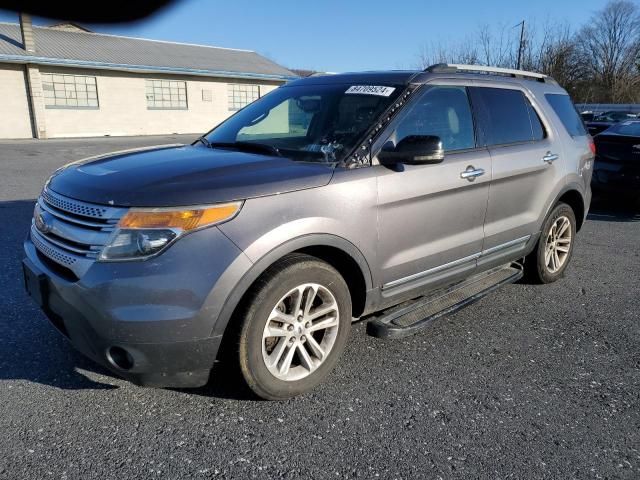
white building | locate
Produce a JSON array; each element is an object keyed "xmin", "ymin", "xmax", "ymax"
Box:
[{"xmin": 0, "ymin": 17, "xmax": 296, "ymax": 139}]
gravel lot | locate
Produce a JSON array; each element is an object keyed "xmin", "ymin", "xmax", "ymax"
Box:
[{"xmin": 0, "ymin": 136, "xmax": 638, "ymax": 479}]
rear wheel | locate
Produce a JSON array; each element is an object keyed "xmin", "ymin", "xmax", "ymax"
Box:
[
  {"xmin": 236, "ymin": 254, "xmax": 351, "ymax": 400},
  {"xmin": 524, "ymin": 202, "xmax": 576, "ymax": 284}
]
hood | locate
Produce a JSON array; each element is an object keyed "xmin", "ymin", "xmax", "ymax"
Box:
[{"xmin": 47, "ymin": 144, "xmax": 334, "ymax": 207}]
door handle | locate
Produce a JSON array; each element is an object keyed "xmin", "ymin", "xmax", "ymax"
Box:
[
  {"xmin": 543, "ymin": 152, "xmax": 559, "ymax": 164},
  {"xmin": 460, "ymin": 166, "xmax": 485, "ymax": 181}
]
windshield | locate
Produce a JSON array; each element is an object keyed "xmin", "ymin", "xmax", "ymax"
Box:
[{"xmin": 204, "ymin": 83, "xmax": 404, "ymax": 163}]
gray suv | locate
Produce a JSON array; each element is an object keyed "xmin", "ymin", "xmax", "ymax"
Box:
[{"xmin": 23, "ymin": 64, "xmax": 594, "ymax": 399}]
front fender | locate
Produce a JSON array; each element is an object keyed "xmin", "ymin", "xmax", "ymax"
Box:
[
  {"xmin": 209, "ymin": 171, "xmax": 378, "ymax": 340},
  {"xmin": 207, "ymin": 233, "xmax": 373, "ymax": 339}
]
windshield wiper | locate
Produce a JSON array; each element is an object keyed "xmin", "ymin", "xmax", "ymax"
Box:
[
  {"xmin": 209, "ymin": 141, "xmax": 282, "ymax": 157},
  {"xmin": 195, "ymin": 135, "xmax": 212, "ymax": 148}
]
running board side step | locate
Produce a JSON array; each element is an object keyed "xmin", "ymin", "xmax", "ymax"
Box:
[{"xmin": 366, "ymin": 265, "xmax": 523, "ymax": 339}]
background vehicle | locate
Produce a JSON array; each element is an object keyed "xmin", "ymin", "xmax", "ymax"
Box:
[
  {"xmin": 592, "ymin": 120, "xmax": 640, "ymax": 201},
  {"xmin": 580, "ymin": 111, "xmax": 595, "ymax": 122},
  {"xmin": 23, "ymin": 64, "xmax": 593, "ymax": 399},
  {"xmin": 586, "ymin": 111, "xmax": 637, "ymax": 136}
]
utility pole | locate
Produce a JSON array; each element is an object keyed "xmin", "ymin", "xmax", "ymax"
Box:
[{"xmin": 516, "ymin": 20, "xmax": 525, "ymax": 70}]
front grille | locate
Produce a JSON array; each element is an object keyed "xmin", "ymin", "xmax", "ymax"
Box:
[
  {"xmin": 31, "ymin": 188, "xmax": 127, "ymax": 272},
  {"xmin": 41, "ymin": 188, "xmax": 110, "ymax": 219},
  {"xmin": 31, "ymin": 227, "xmax": 77, "ymax": 266}
]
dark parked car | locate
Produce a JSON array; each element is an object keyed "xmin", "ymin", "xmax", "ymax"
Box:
[
  {"xmin": 592, "ymin": 120, "xmax": 640, "ymax": 199},
  {"xmin": 580, "ymin": 112, "xmax": 595, "ymax": 122},
  {"xmin": 586, "ymin": 111, "xmax": 637, "ymax": 136}
]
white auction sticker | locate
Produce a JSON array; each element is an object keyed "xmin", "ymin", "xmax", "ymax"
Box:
[{"xmin": 345, "ymin": 85, "xmax": 396, "ymax": 97}]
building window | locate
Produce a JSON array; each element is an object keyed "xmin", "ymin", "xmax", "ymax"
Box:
[
  {"xmin": 228, "ymin": 84, "xmax": 260, "ymax": 111},
  {"xmin": 41, "ymin": 73, "xmax": 99, "ymax": 108},
  {"xmin": 146, "ymin": 79, "xmax": 188, "ymax": 109}
]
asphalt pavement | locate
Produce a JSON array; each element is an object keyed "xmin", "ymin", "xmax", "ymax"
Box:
[{"xmin": 0, "ymin": 136, "xmax": 638, "ymax": 479}]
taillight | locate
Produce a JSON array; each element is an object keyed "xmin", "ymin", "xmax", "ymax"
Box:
[{"xmin": 588, "ymin": 137, "xmax": 596, "ymax": 155}]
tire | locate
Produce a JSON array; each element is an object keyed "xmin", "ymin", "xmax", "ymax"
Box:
[
  {"xmin": 236, "ymin": 253, "xmax": 351, "ymax": 400},
  {"xmin": 524, "ymin": 202, "xmax": 577, "ymax": 284}
]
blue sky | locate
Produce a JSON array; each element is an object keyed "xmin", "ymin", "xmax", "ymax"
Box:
[{"xmin": 0, "ymin": 0, "xmax": 609, "ymax": 71}]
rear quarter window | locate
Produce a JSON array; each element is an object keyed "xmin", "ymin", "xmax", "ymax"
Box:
[{"xmin": 545, "ymin": 94, "xmax": 587, "ymax": 137}]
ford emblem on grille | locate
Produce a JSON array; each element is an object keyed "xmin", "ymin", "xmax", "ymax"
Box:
[{"xmin": 35, "ymin": 209, "xmax": 53, "ymax": 234}]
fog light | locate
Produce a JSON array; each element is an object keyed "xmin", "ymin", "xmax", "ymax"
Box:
[{"xmin": 107, "ymin": 346, "xmax": 134, "ymax": 370}]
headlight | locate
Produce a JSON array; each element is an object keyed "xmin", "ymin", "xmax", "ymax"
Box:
[{"xmin": 98, "ymin": 202, "xmax": 242, "ymax": 261}]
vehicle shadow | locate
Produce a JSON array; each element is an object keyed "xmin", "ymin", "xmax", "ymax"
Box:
[
  {"xmin": 172, "ymin": 361, "xmax": 260, "ymax": 401},
  {"xmin": 0, "ymin": 199, "xmax": 253, "ymax": 399},
  {"xmin": 0, "ymin": 199, "xmax": 121, "ymax": 390}
]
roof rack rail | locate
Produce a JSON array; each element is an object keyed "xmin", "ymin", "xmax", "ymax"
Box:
[{"xmin": 425, "ymin": 63, "xmax": 550, "ymax": 82}]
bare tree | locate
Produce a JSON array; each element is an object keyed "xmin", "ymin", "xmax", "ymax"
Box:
[
  {"xmin": 477, "ymin": 22, "xmax": 517, "ymax": 67},
  {"xmin": 576, "ymin": 0, "xmax": 640, "ymax": 102},
  {"xmin": 417, "ymin": 38, "xmax": 479, "ymax": 68},
  {"xmin": 417, "ymin": 41, "xmax": 452, "ymax": 68},
  {"xmin": 528, "ymin": 22, "xmax": 586, "ymax": 97},
  {"xmin": 413, "ymin": 0, "xmax": 640, "ymax": 103}
]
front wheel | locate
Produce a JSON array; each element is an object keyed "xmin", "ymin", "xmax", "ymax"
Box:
[
  {"xmin": 524, "ymin": 202, "xmax": 577, "ymax": 284},
  {"xmin": 237, "ymin": 254, "xmax": 351, "ymax": 400}
]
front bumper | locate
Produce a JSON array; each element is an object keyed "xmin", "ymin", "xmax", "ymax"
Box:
[{"xmin": 23, "ymin": 226, "xmax": 251, "ymax": 388}]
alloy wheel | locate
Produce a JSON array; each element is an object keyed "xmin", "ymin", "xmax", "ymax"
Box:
[
  {"xmin": 261, "ymin": 283, "xmax": 340, "ymax": 381},
  {"xmin": 544, "ymin": 215, "xmax": 572, "ymax": 274}
]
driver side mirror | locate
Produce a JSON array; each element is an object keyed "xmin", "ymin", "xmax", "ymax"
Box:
[{"xmin": 378, "ymin": 135, "xmax": 445, "ymax": 166}]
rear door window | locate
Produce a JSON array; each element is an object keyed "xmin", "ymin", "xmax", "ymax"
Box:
[
  {"xmin": 545, "ymin": 94, "xmax": 587, "ymax": 137},
  {"xmin": 470, "ymin": 87, "xmax": 544, "ymax": 146}
]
